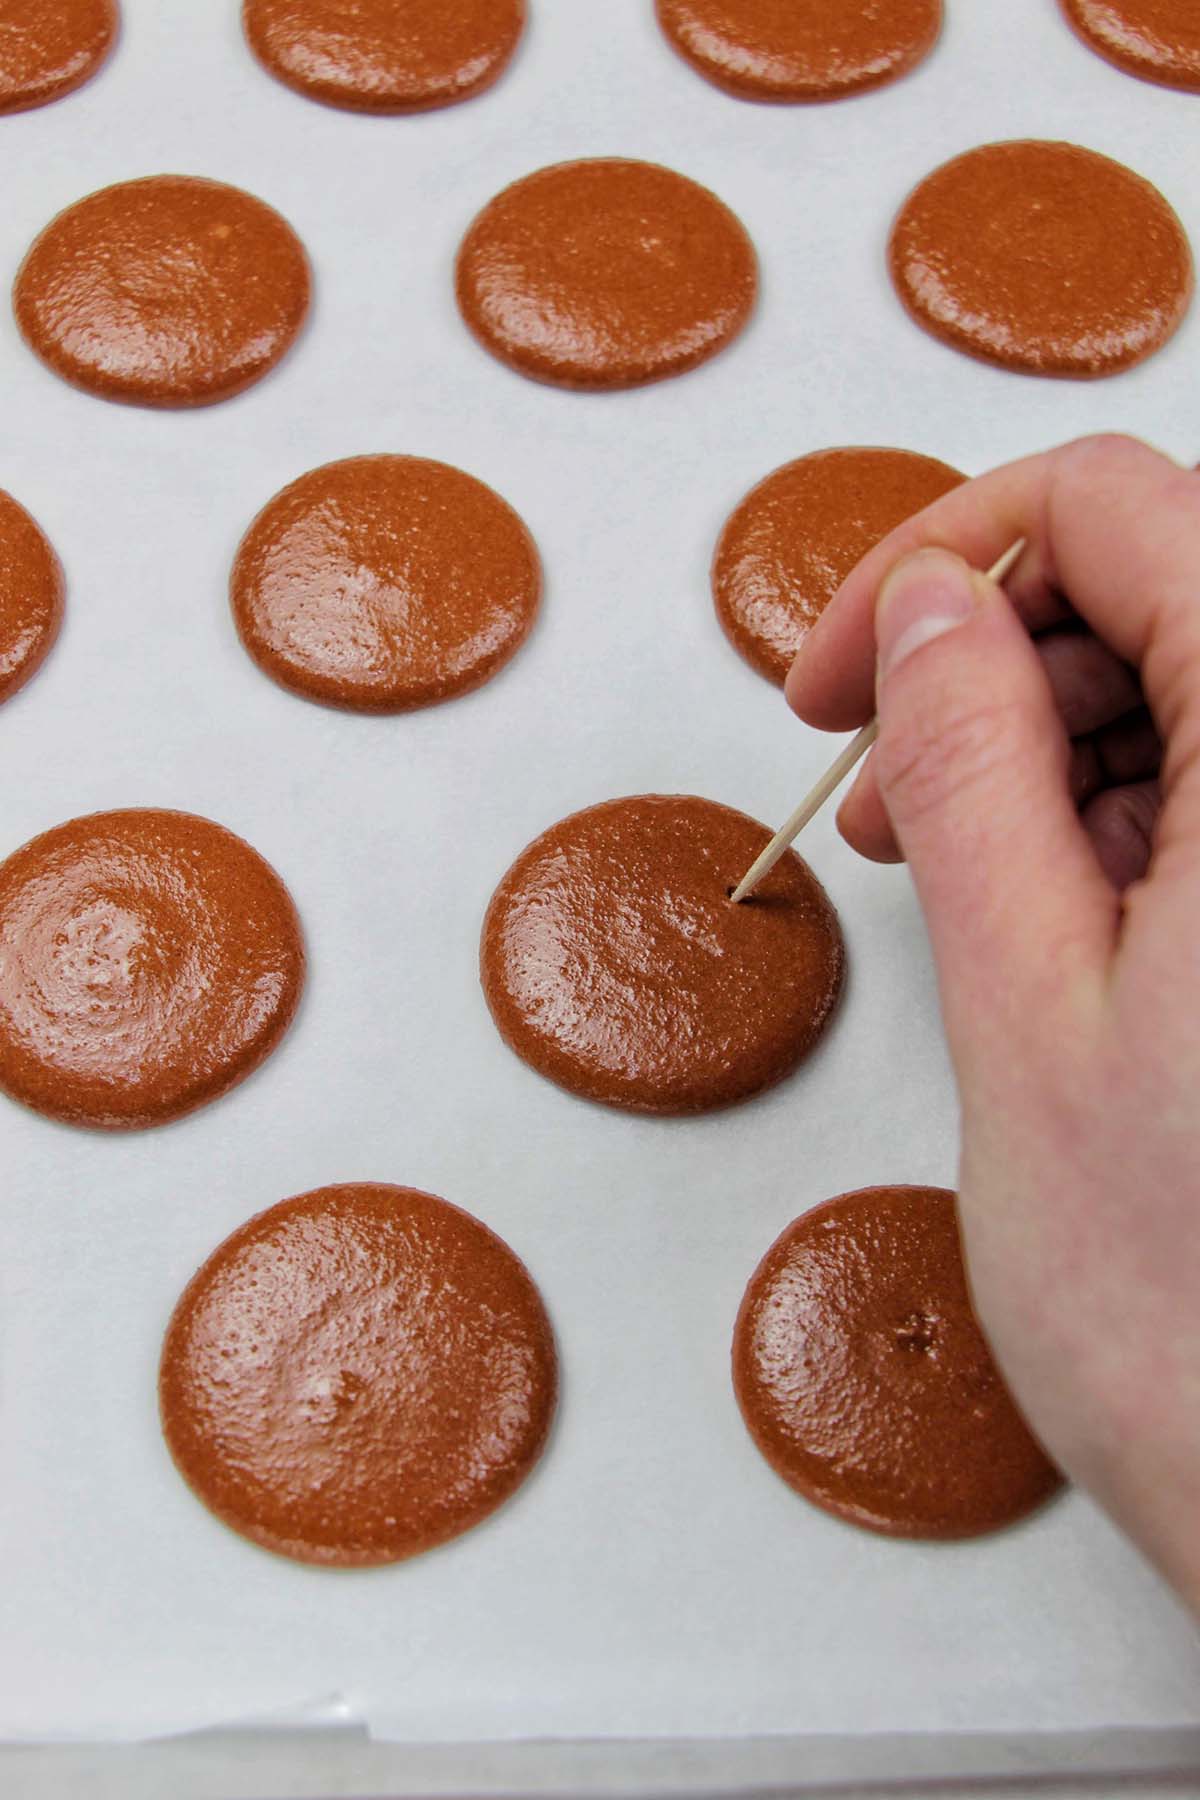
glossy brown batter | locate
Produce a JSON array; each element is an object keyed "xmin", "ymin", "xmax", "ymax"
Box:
[
  {"xmin": 455, "ymin": 159, "xmax": 758, "ymax": 390},
  {"xmin": 0, "ymin": 0, "xmax": 117, "ymax": 114},
  {"xmin": 13, "ymin": 176, "xmax": 311, "ymax": 407},
  {"xmin": 888, "ymin": 140, "xmax": 1193, "ymax": 378},
  {"xmin": 160, "ymin": 1182, "xmax": 557, "ymax": 1565},
  {"xmin": 714, "ymin": 447, "xmax": 964, "ymax": 686},
  {"xmin": 482, "ymin": 795, "xmax": 844, "ymax": 1114},
  {"xmin": 242, "ymin": 0, "xmax": 524, "ymax": 112},
  {"xmin": 1061, "ymin": 0, "xmax": 1200, "ymax": 90},
  {"xmin": 655, "ymin": 0, "xmax": 941, "ymax": 101},
  {"xmin": 734, "ymin": 1187, "xmax": 1063, "ymax": 1539},
  {"xmin": 231, "ymin": 454, "xmax": 541, "ymax": 712},
  {"xmin": 0, "ymin": 489, "xmax": 64, "ymax": 705},
  {"xmin": 0, "ymin": 809, "xmax": 304, "ymax": 1130}
]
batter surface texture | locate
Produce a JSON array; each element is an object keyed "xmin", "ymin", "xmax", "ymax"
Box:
[
  {"xmin": 0, "ymin": 809, "xmax": 304, "ymax": 1129},
  {"xmin": 1060, "ymin": 0, "xmax": 1200, "ymax": 90},
  {"xmin": 481, "ymin": 794, "xmax": 844, "ymax": 1114},
  {"xmin": 655, "ymin": 0, "xmax": 941, "ymax": 100},
  {"xmin": 888, "ymin": 140, "xmax": 1192, "ymax": 377},
  {"xmin": 14, "ymin": 175, "xmax": 311, "ymax": 406},
  {"xmin": 456, "ymin": 159, "xmax": 757, "ymax": 389},
  {"xmin": 160, "ymin": 1182, "xmax": 557, "ymax": 1565},
  {"xmin": 0, "ymin": 0, "xmax": 117, "ymax": 114},
  {"xmin": 242, "ymin": 0, "xmax": 524, "ymax": 112},
  {"xmin": 0, "ymin": 489, "xmax": 64, "ymax": 705},
  {"xmin": 231, "ymin": 454, "xmax": 540, "ymax": 712},
  {"xmin": 734, "ymin": 1186, "xmax": 1064, "ymax": 1538}
]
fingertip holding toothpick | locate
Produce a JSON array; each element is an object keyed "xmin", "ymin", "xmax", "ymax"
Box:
[{"xmin": 729, "ymin": 538, "xmax": 1027, "ymax": 904}]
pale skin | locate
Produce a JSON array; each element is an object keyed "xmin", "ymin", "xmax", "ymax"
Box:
[{"xmin": 785, "ymin": 434, "xmax": 1200, "ymax": 1610}]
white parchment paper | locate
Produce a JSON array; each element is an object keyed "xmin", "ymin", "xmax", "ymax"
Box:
[{"xmin": 3, "ymin": 0, "xmax": 1199, "ymax": 1747}]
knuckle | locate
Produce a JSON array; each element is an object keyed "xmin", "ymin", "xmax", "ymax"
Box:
[
  {"xmin": 1058, "ymin": 430, "xmax": 1152, "ymax": 479},
  {"xmin": 1053, "ymin": 432, "xmax": 1178, "ymax": 512},
  {"xmin": 876, "ymin": 698, "xmax": 1032, "ymax": 828}
]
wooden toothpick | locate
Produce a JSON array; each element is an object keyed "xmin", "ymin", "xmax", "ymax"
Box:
[{"xmin": 729, "ymin": 538, "xmax": 1027, "ymax": 903}]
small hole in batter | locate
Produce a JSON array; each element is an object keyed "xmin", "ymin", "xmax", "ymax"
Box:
[{"xmin": 895, "ymin": 1310, "xmax": 939, "ymax": 1355}]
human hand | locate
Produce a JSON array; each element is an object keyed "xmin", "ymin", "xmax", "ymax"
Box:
[{"xmin": 786, "ymin": 434, "xmax": 1200, "ymax": 1608}]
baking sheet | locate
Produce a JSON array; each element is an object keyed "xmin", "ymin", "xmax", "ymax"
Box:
[
  {"xmin": 9, "ymin": 1725, "xmax": 1200, "ymax": 1800},
  {"xmin": 3, "ymin": 0, "xmax": 1200, "ymax": 1749}
]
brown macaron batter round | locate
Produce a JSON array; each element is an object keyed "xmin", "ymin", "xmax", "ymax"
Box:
[
  {"xmin": 0, "ymin": 489, "xmax": 65, "ymax": 705},
  {"xmin": 242, "ymin": 0, "xmax": 525, "ymax": 112},
  {"xmin": 0, "ymin": 0, "xmax": 118, "ymax": 115},
  {"xmin": 159, "ymin": 1182, "xmax": 558, "ymax": 1566},
  {"xmin": 714, "ymin": 447, "xmax": 965, "ymax": 685},
  {"xmin": 13, "ymin": 175, "xmax": 311, "ymax": 406},
  {"xmin": 481, "ymin": 795, "xmax": 844, "ymax": 1115},
  {"xmin": 0, "ymin": 809, "xmax": 304, "ymax": 1129},
  {"xmin": 888, "ymin": 139, "xmax": 1193, "ymax": 378},
  {"xmin": 733, "ymin": 1186, "xmax": 1063, "ymax": 1539},
  {"xmin": 655, "ymin": 0, "xmax": 941, "ymax": 101},
  {"xmin": 1060, "ymin": 0, "xmax": 1200, "ymax": 91},
  {"xmin": 456, "ymin": 158, "xmax": 758, "ymax": 389},
  {"xmin": 231, "ymin": 454, "xmax": 541, "ymax": 712}
]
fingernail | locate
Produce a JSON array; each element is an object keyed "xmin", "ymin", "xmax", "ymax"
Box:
[{"xmin": 876, "ymin": 548, "xmax": 977, "ymax": 684}]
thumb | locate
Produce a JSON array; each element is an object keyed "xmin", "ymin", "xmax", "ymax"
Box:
[{"xmin": 872, "ymin": 547, "xmax": 1116, "ymax": 1052}]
